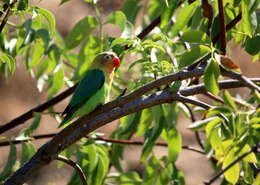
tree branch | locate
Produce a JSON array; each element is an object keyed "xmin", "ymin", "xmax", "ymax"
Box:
[
  {"xmin": 217, "ymin": 0, "xmax": 227, "ymax": 54},
  {"xmin": 4, "ymin": 78, "xmax": 260, "ymax": 185},
  {"xmin": 56, "ymin": 155, "xmax": 87, "ymax": 185},
  {"xmin": 0, "ymin": 14, "xmax": 163, "ymax": 135},
  {"xmin": 204, "ymin": 144, "xmax": 259, "ymax": 185},
  {"xmin": 212, "ymin": 13, "xmax": 242, "ymax": 45},
  {"xmin": 0, "ymin": 133, "xmax": 56, "ymax": 146},
  {"xmin": 221, "ymin": 68, "xmax": 260, "ymax": 93},
  {"xmin": 0, "ymin": 85, "xmax": 77, "ymax": 135}
]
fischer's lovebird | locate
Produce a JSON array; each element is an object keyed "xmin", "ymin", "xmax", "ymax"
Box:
[{"xmin": 59, "ymin": 52, "xmax": 120, "ymax": 127}]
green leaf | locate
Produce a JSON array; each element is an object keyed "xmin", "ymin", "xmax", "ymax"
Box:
[
  {"xmin": 117, "ymin": 171, "xmax": 142, "ymax": 184},
  {"xmin": 0, "ymin": 53, "xmax": 15, "ymax": 76},
  {"xmin": 148, "ymin": 0, "xmax": 163, "ymax": 21},
  {"xmin": 167, "ymin": 127, "xmax": 181, "ymax": 162},
  {"xmin": 136, "ymin": 108, "xmax": 153, "ymax": 136},
  {"xmin": 222, "ymin": 90, "xmax": 237, "ymax": 111},
  {"xmin": 179, "ymin": 30, "xmax": 211, "ymax": 45},
  {"xmin": 242, "ymin": 161, "xmax": 254, "ymax": 184},
  {"xmin": 204, "ymin": 58, "xmax": 220, "ymax": 95},
  {"xmin": 73, "ymin": 35, "xmax": 101, "ymax": 81},
  {"xmin": 106, "ymin": 11, "xmax": 126, "ymax": 32},
  {"xmin": 36, "ymin": 29, "xmax": 51, "ymax": 51},
  {"xmin": 239, "ymin": 144, "xmax": 257, "ymax": 163},
  {"xmin": 30, "ymin": 40, "xmax": 44, "ymax": 69},
  {"xmin": 141, "ymin": 106, "xmax": 165, "ymax": 161},
  {"xmin": 245, "ymin": 35, "xmax": 260, "ymax": 55},
  {"xmin": 36, "ymin": 8, "xmax": 56, "ymax": 36},
  {"xmin": 59, "ymin": 0, "xmax": 70, "ymax": 5},
  {"xmin": 178, "ymin": 45, "xmax": 211, "ymax": 68},
  {"xmin": 223, "ymin": 149, "xmax": 240, "ymax": 184},
  {"xmin": 47, "ymin": 44, "xmax": 61, "ymax": 72},
  {"xmin": 48, "ymin": 64, "xmax": 64, "ymax": 98},
  {"xmin": 25, "ymin": 115, "xmax": 41, "ymax": 136},
  {"xmin": 206, "ymin": 117, "xmax": 223, "ymax": 137},
  {"xmin": 0, "ymin": 143, "xmax": 17, "ymax": 181},
  {"xmin": 65, "ymin": 16, "xmax": 98, "ymax": 50},
  {"xmin": 255, "ymin": 173, "xmax": 260, "ymax": 185},
  {"xmin": 160, "ymin": 0, "xmax": 178, "ymax": 28},
  {"xmin": 210, "ymin": 128, "xmax": 224, "ymax": 157},
  {"xmin": 17, "ymin": 0, "xmax": 28, "ymax": 10},
  {"xmin": 143, "ymin": 156, "xmax": 160, "ymax": 185},
  {"xmin": 128, "ymin": 59, "xmax": 148, "ymax": 70},
  {"xmin": 188, "ymin": 116, "xmax": 220, "ymax": 131},
  {"xmin": 91, "ymin": 145, "xmax": 108, "ymax": 185},
  {"xmin": 36, "ymin": 59, "xmax": 48, "ymax": 79},
  {"xmin": 170, "ymin": 1, "xmax": 198, "ymax": 38},
  {"xmin": 21, "ymin": 142, "xmax": 36, "ymax": 165},
  {"xmin": 122, "ymin": 0, "xmax": 141, "ymax": 24},
  {"xmin": 156, "ymin": 167, "xmax": 170, "ymax": 185},
  {"xmin": 241, "ymin": 0, "xmax": 252, "ymax": 37}
]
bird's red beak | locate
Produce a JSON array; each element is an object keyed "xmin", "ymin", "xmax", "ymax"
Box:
[{"xmin": 114, "ymin": 56, "xmax": 120, "ymax": 67}]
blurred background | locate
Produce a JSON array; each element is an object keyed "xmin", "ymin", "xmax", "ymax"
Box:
[{"xmin": 0, "ymin": 0, "xmax": 259, "ymax": 184}]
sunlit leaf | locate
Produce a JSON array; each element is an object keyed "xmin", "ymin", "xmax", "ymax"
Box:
[
  {"xmin": 204, "ymin": 58, "xmax": 220, "ymax": 95},
  {"xmin": 178, "ymin": 45, "xmax": 211, "ymax": 68},
  {"xmin": 65, "ymin": 16, "xmax": 98, "ymax": 50},
  {"xmin": 171, "ymin": 1, "xmax": 198, "ymax": 38},
  {"xmin": 180, "ymin": 30, "xmax": 211, "ymax": 45},
  {"xmin": 0, "ymin": 53, "xmax": 15, "ymax": 76},
  {"xmin": 36, "ymin": 8, "xmax": 56, "ymax": 36},
  {"xmin": 222, "ymin": 90, "xmax": 237, "ymax": 112},
  {"xmin": 167, "ymin": 127, "xmax": 181, "ymax": 162},
  {"xmin": 0, "ymin": 143, "xmax": 17, "ymax": 181},
  {"xmin": 223, "ymin": 149, "xmax": 240, "ymax": 184}
]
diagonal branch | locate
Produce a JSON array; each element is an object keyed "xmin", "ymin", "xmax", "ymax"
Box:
[
  {"xmin": 0, "ymin": 14, "xmax": 163, "ymax": 135},
  {"xmin": 204, "ymin": 144, "xmax": 259, "ymax": 185},
  {"xmin": 4, "ymin": 78, "xmax": 260, "ymax": 185},
  {"xmin": 221, "ymin": 68, "xmax": 260, "ymax": 93},
  {"xmin": 0, "ymin": 85, "xmax": 77, "ymax": 135}
]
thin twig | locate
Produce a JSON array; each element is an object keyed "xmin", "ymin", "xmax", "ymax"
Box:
[
  {"xmin": 203, "ymin": 91, "xmax": 224, "ymax": 104},
  {"xmin": 0, "ymin": 85, "xmax": 77, "ymax": 135},
  {"xmin": 217, "ymin": 0, "xmax": 227, "ymax": 54},
  {"xmin": 56, "ymin": 155, "xmax": 87, "ymax": 185},
  {"xmin": 0, "ymin": 132, "xmax": 205, "ymax": 155},
  {"xmin": 0, "ymin": 3, "xmax": 13, "ymax": 33},
  {"xmin": 204, "ymin": 144, "xmax": 259, "ymax": 185},
  {"xmin": 0, "ymin": 133, "xmax": 56, "ymax": 146},
  {"xmin": 183, "ymin": 103, "xmax": 204, "ymax": 149}
]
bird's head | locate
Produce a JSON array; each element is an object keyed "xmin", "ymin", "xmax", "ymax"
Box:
[{"xmin": 92, "ymin": 52, "xmax": 120, "ymax": 73}]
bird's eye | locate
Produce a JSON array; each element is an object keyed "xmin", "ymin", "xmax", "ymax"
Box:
[{"xmin": 104, "ymin": 54, "xmax": 112, "ymax": 60}]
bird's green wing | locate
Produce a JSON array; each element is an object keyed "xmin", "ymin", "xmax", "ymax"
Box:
[{"xmin": 60, "ymin": 69, "xmax": 105, "ymax": 127}]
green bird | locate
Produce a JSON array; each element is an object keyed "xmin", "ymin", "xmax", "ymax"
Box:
[{"xmin": 59, "ymin": 52, "xmax": 120, "ymax": 127}]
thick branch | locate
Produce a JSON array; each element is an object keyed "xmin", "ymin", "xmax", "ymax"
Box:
[{"xmin": 4, "ymin": 75, "xmax": 260, "ymax": 184}]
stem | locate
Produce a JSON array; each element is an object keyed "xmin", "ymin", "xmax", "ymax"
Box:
[
  {"xmin": 56, "ymin": 155, "xmax": 87, "ymax": 185},
  {"xmin": 217, "ymin": 0, "xmax": 227, "ymax": 54},
  {"xmin": 95, "ymin": 5, "xmax": 103, "ymax": 52}
]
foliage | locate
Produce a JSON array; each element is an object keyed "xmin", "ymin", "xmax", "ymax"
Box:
[{"xmin": 0, "ymin": 0, "xmax": 260, "ymax": 184}]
